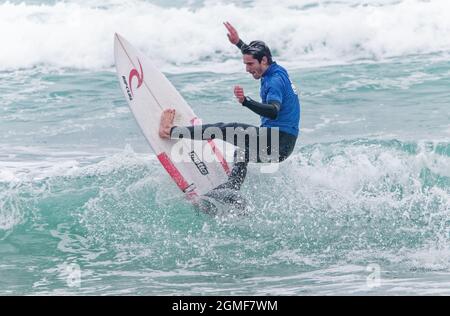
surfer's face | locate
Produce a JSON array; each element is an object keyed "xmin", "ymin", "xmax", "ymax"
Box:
[{"xmin": 243, "ymin": 54, "xmax": 269, "ymax": 79}]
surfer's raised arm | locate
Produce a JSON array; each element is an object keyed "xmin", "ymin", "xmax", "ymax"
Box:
[{"xmin": 223, "ymin": 21, "xmax": 248, "ymax": 50}]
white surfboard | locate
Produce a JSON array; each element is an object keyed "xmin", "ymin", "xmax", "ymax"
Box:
[{"xmin": 114, "ymin": 33, "xmax": 232, "ymax": 204}]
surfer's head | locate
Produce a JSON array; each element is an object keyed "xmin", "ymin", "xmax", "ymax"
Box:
[{"xmin": 241, "ymin": 41, "xmax": 273, "ymax": 79}]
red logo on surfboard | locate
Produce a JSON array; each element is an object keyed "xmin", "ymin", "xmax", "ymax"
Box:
[{"xmin": 129, "ymin": 59, "xmax": 144, "ymax": 96}]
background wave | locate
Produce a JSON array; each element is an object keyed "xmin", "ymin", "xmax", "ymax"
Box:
[{"xmin": 1, "ymin": 0, "xmax": 450, "ymax": 71}]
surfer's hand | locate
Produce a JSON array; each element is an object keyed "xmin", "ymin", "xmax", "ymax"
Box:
[
  {"xmin": 234, "ymin": 86, "xmax": 245, "ymax": 104},
  {"xmin": 224, "ymin": 21, "xmax": 240, "ymax": 45}
]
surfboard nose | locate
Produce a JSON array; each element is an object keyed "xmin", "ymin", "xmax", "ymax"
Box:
[{"xmin": 114, "ymin": 32, "xmax": 123, "ymax": 42}]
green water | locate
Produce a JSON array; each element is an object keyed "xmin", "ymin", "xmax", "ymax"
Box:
[{"xmin": 1, "ymin": 0, "xmax": 450, "ymax": 295}]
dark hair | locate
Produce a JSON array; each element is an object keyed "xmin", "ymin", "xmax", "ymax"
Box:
[{"xmin": 241, "ymin": 40, "xmax": 273, "ymax": 64}]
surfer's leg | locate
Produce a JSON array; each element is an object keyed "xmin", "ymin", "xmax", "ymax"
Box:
[
  {"xmin": 168, "ymin": 121, "xmax": 297, "ymax": 190},
  {"xmin": 219, "ymin": 130, "xmax": 297, "ymax": 190},
  {"xmin": 255, "ymin": 128, "xmax": 298, "ymax": 163},
  {"xmin": 215, "ymin": 160, "xmax": 248, "ymax": 191},
  {"xmin": 170, "ymin": 122, "xmax": 258, "ymax": 145},
  {"xmin": 171, "ymin": 122, "xmax": 254, "ymax": 191},
  {"xmin": 277, "ymin": 131, "xmax": 297, "ymax": 162},
  {"xmin": 166, "ymin": 117, "xmax": 297, "ymax": 162}
]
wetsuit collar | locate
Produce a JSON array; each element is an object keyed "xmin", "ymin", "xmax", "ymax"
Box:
[{"xmin": 262, "ymin": 62, "xmax": 277, "ymax": 78}]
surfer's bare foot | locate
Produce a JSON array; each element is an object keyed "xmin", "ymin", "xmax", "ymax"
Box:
[{"xmin": 159, "ymin": 109, "xmax": 175, "ymax": 139}]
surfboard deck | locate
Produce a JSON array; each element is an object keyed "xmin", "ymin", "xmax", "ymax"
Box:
[{"xmin": 114, "ymin": 33, "xmax": 245, "ymax": 211}]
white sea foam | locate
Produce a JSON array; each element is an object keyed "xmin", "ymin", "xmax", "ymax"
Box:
[{"xmin": 1, "ymin": 0, "xmax": 450, "ymax": 72}]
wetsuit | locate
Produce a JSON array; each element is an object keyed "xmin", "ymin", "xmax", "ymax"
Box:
[{"xmin": 170, "ymin": 46, "xmax": 300, "ymax": 191}]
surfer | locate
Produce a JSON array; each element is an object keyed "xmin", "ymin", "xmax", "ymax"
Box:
[{"xmin": 159, "ymin": 22, "xmax": 300, "ymax": 191}]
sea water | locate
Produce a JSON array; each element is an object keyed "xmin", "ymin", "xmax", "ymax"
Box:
[{"xmin": 0, "ymin": 0, "xmax": 449, "ymax": 295}]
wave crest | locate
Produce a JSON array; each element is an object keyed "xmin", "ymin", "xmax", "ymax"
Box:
[{"xmin": 1, "ymin": 0, "xmax": 450, "ymax": 71}]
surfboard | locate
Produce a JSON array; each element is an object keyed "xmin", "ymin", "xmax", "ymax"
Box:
[{"xmin": 114, "ymin": 33, "xmax": 237, "ymax": 209}]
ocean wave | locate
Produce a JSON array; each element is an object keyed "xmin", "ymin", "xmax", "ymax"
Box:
[
  {"xmin": 1, "ymin": 139, "xmax": 448, "ymax": 256},
  {"xmin": 0, "ymin": 138, "xmax": 449, "ymax": 296},
  {"xmin": 1, "ymin": 0, "xmax": 450, "ymax": 71}
]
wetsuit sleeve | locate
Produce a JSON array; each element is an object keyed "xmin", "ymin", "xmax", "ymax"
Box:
[
  {"xmin": 236, "ymin": 39, "xmax": 249, "ymax": 52},
  {"xmin": 242, "ymin": 97, "xmax": 280, "ymax": 120}
]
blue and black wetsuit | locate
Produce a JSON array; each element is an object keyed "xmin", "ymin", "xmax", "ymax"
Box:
[{"xmin": 170, "ymin": 53, "xmax": 300, "ymax": 191}]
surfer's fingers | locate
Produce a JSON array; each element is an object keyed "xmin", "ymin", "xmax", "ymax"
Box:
[
  {"xmin": 225, "ymin": 22, "xmax": 237, "ymax": 34},
  {"xmin": 224, "ymin": 22, "xmax": 231, "ymax": 34},
  {"xmin": 224, "ymin": 22, "xmax": 238, "ymax": 38}
]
